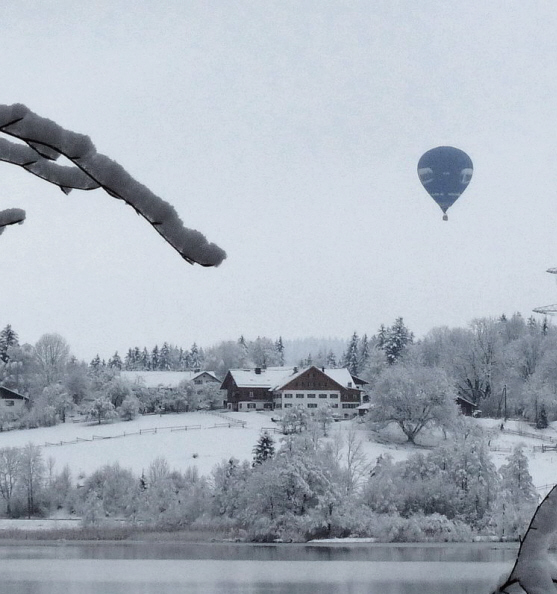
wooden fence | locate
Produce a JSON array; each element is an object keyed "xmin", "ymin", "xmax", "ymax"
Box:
[
  {"xmin": 261, "ymin": 426, "xmax": 282, "ymax": 434},
  {"xmin": 501, "ymin": 427, "xmax": 556, "ymax": 443},
  {"xmin": 43, "ymin": 423, "xmax": 208, "ymax": 447}
]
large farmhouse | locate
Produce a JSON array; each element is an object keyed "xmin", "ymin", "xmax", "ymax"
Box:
[{"xmin": 221, "ymin": 366, "xmax": 367, "ymax": 417}]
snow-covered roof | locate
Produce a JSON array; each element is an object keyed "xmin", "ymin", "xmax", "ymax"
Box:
[
  {"xmin": 227, "ymin": 367, "xmax": 298, "ymax": 389},
  {"xmin": 321, "ymin": 368, "xmax": 360, "ymax": 389},
  {"xmin": 227, "ymin": 366, "xmax": 363, "ymax": 391},
  {"xmin": 120, "ymin": 370, "xmax": 218, "ymax": 388},
  {"xmin": 0, "ymin": 386, "xmax": 28, "ymax": 400}
]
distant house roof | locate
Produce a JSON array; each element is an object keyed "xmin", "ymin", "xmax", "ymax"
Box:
[
  {"xmin": 120, "ymin": 370, "xmax": 219, "ymax": 388},
  {"xmin": 0, "ymin": 386, "xmax": 29, "ymax": 401}
]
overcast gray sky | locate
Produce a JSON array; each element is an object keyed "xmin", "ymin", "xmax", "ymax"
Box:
[{"xmin": 2, "ymin": 1, "xmax": 557, "ymax": 361}]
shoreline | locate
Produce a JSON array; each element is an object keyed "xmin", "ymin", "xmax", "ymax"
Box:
[{"xmin": 0, "ymin": 526, "xmax": 521, "ymax": 549}]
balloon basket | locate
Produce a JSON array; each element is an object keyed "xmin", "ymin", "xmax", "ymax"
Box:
[{"xmin": 442, "ymin": 214, "xmax": 448, "ymax": 221}]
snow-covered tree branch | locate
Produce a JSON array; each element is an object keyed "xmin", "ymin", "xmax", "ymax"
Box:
[{"xmin": 0, "ymin": 104, "xmax": 226, "ymax": 267}]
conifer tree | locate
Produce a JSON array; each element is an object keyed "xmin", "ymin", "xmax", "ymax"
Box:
[
  {"xmin": 299, "ymin": 353, "xmax": 313, "ymax": 367},
  {"xmin": 326, "ymin": 350, "xmax": 337, "ymax": 368},
  {"xmin": 0, "ymin": 325, "xmax": 18, "ymax": 363},
  {"xmin": 90, "ymin": 354, "xmax": 101, "ymax": 371},
  {"xmin": 124, "ymin": 348, "xmax": 135, "ymax": 370},
  {"xmin": 238, "ymin": 335, "xmax": 249, "ymax": 361},
  {"xmin": 190, "ymin": 343, "xmax": 200, "ymax": 369},
  {"xmin": 343, "ymin": 332, "xmax": 360, "ymax": 375},
  {"xmin": 151, "ymin": 345, "xmax": 159, "ymax": 370},
  {"xmin": 132, "ymin": 347, "xmax": 141, "ymax": 369},
  {"xmin": 159, "ymin": 343, "xmax": 171, "ymax": 371},
  {"xmin": 178, "ymin": 347, "xmax": 190, "ymax": 370},
  {"xmin": 141, "ymin": 347, "xmax": 150, "ymax": 370},
  {"xmin": 108, "ymin": 351, "xmax": 122, "ymax": 370},
  {"xmin": 537, "ymin": 404, "xmax": 548, "ymax": 429},
  {"xmin": 275, "ymin": 336, "xmax": 285, "ymax": 366},
  {"xmin": 383, "ymin": 318, "xmax": 413, "ymax": 365},
  {"xmin": 376, "ymin": 324, "xmax": 387, "ymax": 350},
  {"xmin": 499, "ymin": 445, "xmax": 537, "ymax": 506},
  {"xmin": 358, "ymin": 334, "xmax": 370, "ymax": 373},
  {"xmin": 252, "ymin": 432, "xmax": 275, "ymax": 466}
]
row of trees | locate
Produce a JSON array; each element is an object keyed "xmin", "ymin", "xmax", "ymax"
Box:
[
  {"xmin": 0, "ymin": 444, "xmax": 70, "ymax": 518},
  {"xmin": 8, "ymin": 417, "xmax": 533, "ymax": 543},
  {"xmin": 2, "ymin": 311, "xmax": 557, "ymax": 434},
  {"xmin": 101, "ymin": 336, "xmax": 289, "ymax": 376},
  {"xmin": 336, "ymin": 313, "xmax": 557, "ymax": 435}
]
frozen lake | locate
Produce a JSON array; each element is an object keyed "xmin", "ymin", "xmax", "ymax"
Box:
[{"xmin": 0, "ymin": 541, "xmax": 518, "ymax": 593}]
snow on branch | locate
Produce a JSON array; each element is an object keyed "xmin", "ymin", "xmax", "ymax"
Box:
[
  {"xmin": 0, "ymin": 104, "xmax": 226, "ymax": 267},
  {"xmin": 0, "ymin": 208, "xmax": 25, "ymax": 236}
]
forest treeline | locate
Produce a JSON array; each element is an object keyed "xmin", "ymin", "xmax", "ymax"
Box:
[{"xmin": 0, "ymin": 312, "xmax": 555, "ymax": 429}]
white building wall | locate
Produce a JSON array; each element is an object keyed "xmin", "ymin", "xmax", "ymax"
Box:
[{"xmin": 274, "ymin": 390, "xmax": 341, "ymax": 410}]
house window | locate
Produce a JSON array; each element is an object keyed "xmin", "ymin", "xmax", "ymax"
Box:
[
  {"xmin": 307, "ymin": 394, "xmax": 315, "ymax": 398},
  {"xmin": 249, "ymin": 391, "xmax": 254, "ymax": 398},
  {"xmin": 307, "ymin": 403, "xmax": 317, "ymax": 409},
  {"xmin": 284, "ymin": 394, "xmax": 293, "ymax": 398},
  {"xmin": 342, "ymin": 403, "xmax": 357, "ymax": 409},
  {"xmin": 264, "ymin": 403, "xmax": 272, "ymax": 409},
  {"xmin": 248, "ymin": 403, "xmax": 256, "ymax": 409},
  {"xmin": 319, "ymin": 394, "xmax": 327, "ymax": 399},
  {"xmin": 330, "ymin": 394, "xmax": 338, "ymax": 399},
  {"xmin": 275, "ymin": 403, "xmax": 282, "ymax": 409},
  {"xmin": 4, "ymin": 400, "xmax": 14, "ymax": 407},
  {"xmin": 331, "ymin": 403, "xmax": 339, "ymax": 408},
  {"xmin": 284, "ymin": 403, "xmax": 293, "ymax": 408},
  {"xmin": 296, "ymin": 394, "xmax": 304, "ymax": 399}
]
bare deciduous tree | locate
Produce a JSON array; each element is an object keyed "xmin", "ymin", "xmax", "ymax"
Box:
[
  {"xmin": 0, "ymin": 447, "xmax": 21, "ymax": 516},
  {"xmin": 34, "ymin": 333, "xmax": 70, "ymax": 386}
]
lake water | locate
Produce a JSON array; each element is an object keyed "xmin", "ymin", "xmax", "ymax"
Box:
[{"xmin": 0, "ymin": 541, "xmax": 519, "ymax": 593}]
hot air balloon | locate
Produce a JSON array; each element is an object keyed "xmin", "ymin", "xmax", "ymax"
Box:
[{"xmin": 417, "ymin": 146, "xmax": 473, "ymax": 220}]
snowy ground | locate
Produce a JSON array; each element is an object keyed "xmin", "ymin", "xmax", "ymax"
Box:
[
  {"xmin": 0, "ymin": 411, "xmax": 554, "ymax": 494},
  {"xmin": 0, "ymin": 411, "xmax": 275, "ymax": 479}
]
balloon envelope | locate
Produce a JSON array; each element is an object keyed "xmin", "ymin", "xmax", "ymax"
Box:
[{"xmin": 417, "ymin": 146, "xmax": 473, "ymax": 217}]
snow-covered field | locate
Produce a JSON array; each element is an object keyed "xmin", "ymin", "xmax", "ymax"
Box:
[
  {"xmin": 0, "ymin": 411, "xmax": 274, "ymax": 479},
  {"xmin": 0, "ymin": 411, "xmax": 555, "ymax": 495}
]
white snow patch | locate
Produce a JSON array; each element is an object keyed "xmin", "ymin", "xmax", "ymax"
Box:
[{"xmin": 0, "ymin": 414, "xmax": 555, "ymax": 495}]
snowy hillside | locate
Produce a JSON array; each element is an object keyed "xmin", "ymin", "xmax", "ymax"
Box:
[{"xmin": 0, "ymin": 412, "xmax": 555, "ymax": 495}]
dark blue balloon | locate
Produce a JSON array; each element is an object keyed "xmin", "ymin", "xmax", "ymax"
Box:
[{"xmin": 417, "ymin": 146, "xmax": 473, "ymax": 220}]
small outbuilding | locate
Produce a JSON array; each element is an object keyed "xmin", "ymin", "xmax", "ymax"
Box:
[
  {"xmin": 456, "ymin": 395, "xmax": 478, "ymax": 417},
  {"xmin": 357, "ymin": 402, "xmax": 372, "ymax": 417},
  {"xmin": 0, "ymin": 386, "xmax": 29, "ymax": 411}
]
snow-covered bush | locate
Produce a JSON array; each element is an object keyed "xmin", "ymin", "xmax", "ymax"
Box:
[
  {"xmin": 79, "ymin": 463, "xmax": 138, "ymax": 517},
  {"xmin": 361, "ymin": 429, "xmax": 500, "ymax": 529},
  {"xmin": 119, "ymin": 394, "xmax": 140, "ymax": 421},
  {"xmin": 86, "ymin": 397, "xmax": 118, "ymax": 425}
]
